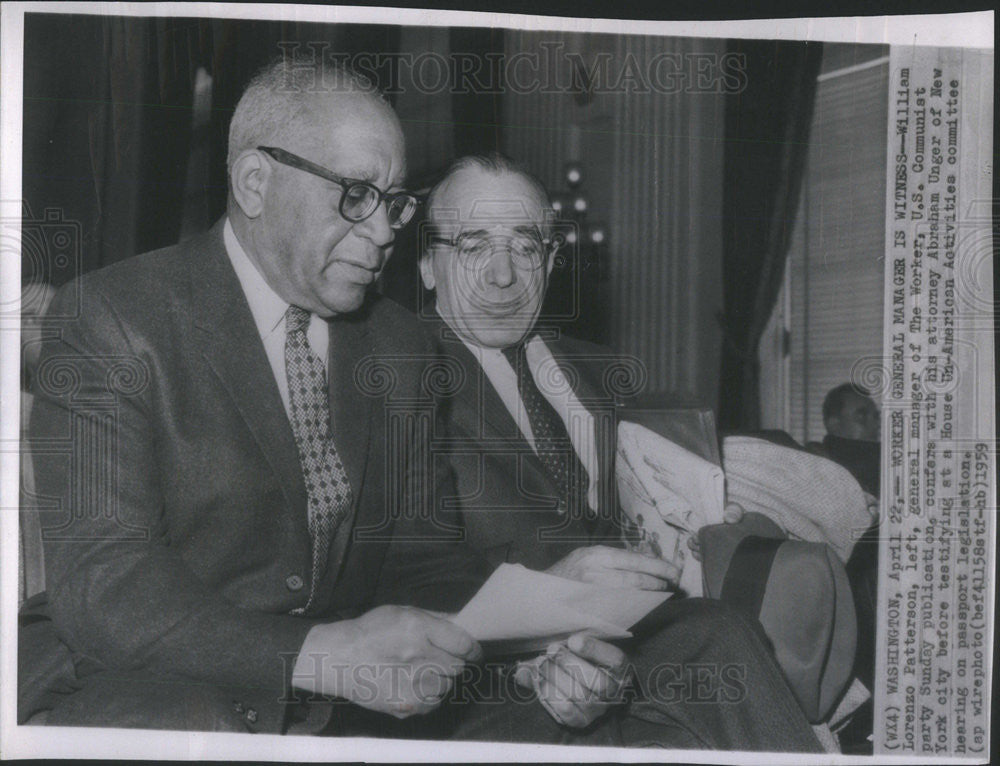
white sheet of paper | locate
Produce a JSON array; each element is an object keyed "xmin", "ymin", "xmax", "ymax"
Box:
[{"xmin": 451, "ymin": 563, "xmax": 669, "ymax": 654}]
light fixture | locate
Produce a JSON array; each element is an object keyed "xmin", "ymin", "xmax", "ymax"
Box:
[
  {"xmin": 550, "ymin": 192, "xmax": 571, "ymax": 216},
  {"xmin": 564, "ymin": 162, "xmax": 583, "ymax": 189}
]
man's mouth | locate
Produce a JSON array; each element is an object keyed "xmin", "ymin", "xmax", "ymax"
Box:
[
  {"xmin": 469, "ymin": 284, "xmax": 539, "ymax": 314},
  {"xmin": 335, "ymin": 259, "xmax": 380, "ymax": 284}
]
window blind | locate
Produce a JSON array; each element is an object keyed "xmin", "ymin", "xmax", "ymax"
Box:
[{"xmin": 785, "ymin": 51, "xmax": 889, "ymax": 443}]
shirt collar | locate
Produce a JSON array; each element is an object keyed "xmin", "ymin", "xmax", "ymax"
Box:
[
  {"xmin": 452, "ymin": 326, "xmax": 545, "ymax": 369},
  {"xmin": 223, "ymin": 218, "xmax": 288, "ymax": 338},
  {"xmin": 460, "ymin": 336, "xmax": 504, "ymax": 363}
]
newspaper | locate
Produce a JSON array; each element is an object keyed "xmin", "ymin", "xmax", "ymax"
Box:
[
  {"xmin": 616, "ymin": 420, "xmax": 726, "ymax": 597},
  {"xmin": 0, "ymin": 3, "xmax": 993, "ymax": 763}
]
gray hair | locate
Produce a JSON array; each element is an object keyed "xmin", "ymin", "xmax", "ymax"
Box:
[{"xmin": 227, "ymin": 55, "xmax": 387, "ymax": 176}]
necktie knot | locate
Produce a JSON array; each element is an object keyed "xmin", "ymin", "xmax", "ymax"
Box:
[
  {"xmin": 285, "ymin": 305, "xmax": 311, "ymax": 334},
  {"xmin": 501, "ymin": 341, "xmax": 528, "ymax": 370}
]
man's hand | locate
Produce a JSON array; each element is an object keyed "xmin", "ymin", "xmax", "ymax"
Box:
[
  {"xmin": 292, "ymin": 605, "xmax": 481, "ymax": 718},
  {"xmin": 546, "ymin": 545, "xmax": 678, "ymax": 590},
  {"xmin": 687, "ymin": 501, "xmax": 745, "ymax": 562},
  {"xmin": 515, "ymin": 632, "xmax": 630, "ymax": 728}
]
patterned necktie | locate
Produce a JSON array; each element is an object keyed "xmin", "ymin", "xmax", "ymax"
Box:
[
  {"xmin": 284, "ymin": 305, "xmax": 353, "ymax": 614},
  {"xmin": 502, "ymin": 341, "xmax": 590, "ymax": 513}
]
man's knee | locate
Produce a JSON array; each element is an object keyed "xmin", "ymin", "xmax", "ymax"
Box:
[
  {"xmin": 631, "ymin": 598, "xmax": 774, "ymax": 682},
  {"xmin": 647, "ymin": 597, "xmax": 768, "ymax": 649},
  {"xmin": 682, "ymin": 598, "xmax": 768, "ymax": 642},
  {"xmin": 622, "ymin": 599, "xmax": 773, "ymax": 717}
]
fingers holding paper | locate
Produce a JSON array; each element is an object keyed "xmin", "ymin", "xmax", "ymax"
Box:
[
  {"xmin": 687, "ymin": 501, "xmax": 745, "ymax": 562},
  {"xmin": 292, "ymin": 605, "xmax": 481, "ymax": 719},
  {"xmin": 546, "ymin": 545, "xmax": 680, "ymax": 591}
]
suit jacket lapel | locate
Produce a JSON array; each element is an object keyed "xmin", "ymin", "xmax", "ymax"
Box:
[
  {"xmin": 432, "ymin": 319, "xmax": 526, "ymax": 444},
  {"xmin": 326, "ymin": 314, "xmax": 373, "ymax": 503},
  {"xmin": 188, "ymin": 220, "xmax": 308, "ymax": 516},
  {"xmin": 548, "ymin": 339, "xmax": 621, "ymax": 530},
  {"xmin": 313, "ymin": 312, "xmax": 375, "ymax": 588}
]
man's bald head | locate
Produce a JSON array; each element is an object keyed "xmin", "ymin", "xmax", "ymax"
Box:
[
  {"xmin": 227, "ymin": 56, "xmax": 390, "ymax": 178},
  {"xmin": 426, "ymin": 154, "xmax": 550, "ymax": 219}
]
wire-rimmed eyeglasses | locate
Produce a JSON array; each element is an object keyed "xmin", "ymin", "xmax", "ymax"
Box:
[{"xmin": 427, "ymin": 226, "xmax": 560, "ymax": 271}]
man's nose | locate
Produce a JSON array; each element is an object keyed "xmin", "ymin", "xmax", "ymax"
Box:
[
  {"xmin": 353, "ymin": 203, "xmax": 395, "ymax": 250},
  {"xmin": 485, "ymin": 246, "xmax": 516, "ymax": 288}
]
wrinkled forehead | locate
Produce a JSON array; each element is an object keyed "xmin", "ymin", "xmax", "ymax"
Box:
[
  {"xmin": 428, "ymin": 169, "xmax": 552, "ymax": 230},
  {"xmin": 293, "ymin": 92, "xmax": 407, "ymax": 180}
]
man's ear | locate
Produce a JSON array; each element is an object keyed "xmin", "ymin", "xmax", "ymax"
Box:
[
  {"xmin": 230, "ymin": 150, "xmax": 270, "ymax": 219},
  {"xmin": 418, "ymin": 255, "xmax": 436, "ymax": 290},
  {"xmin": 545, "ymin": 237, "xmax": 561, "ymax": 279}
]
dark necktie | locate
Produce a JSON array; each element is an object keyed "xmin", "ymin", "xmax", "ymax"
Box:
[
  {"xmin": 502, "ymin": 341, "xmax": 590, "ymax": 513},
  {"xmin": 284, "ymin": 306, "xmax": 353, "ymax": 614}
]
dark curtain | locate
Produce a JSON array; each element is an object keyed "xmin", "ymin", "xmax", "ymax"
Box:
[
  {"xmin": 380, "ymin": 27, "xmax": 507, "ymax": 311},
  {"xmin": 21, "ymin": 13, "xmax": 401, "ymax": 281},
  {"xmin": 717, "ymin": 40, "xmax": 823, "ymax": 432},
  {"xmin": 450, "ymin": 27, "xmax": 505, "ymax": 156},
  {"xmin": 22, "ymin": 15, "xmax": 202, "ymax": 283}
]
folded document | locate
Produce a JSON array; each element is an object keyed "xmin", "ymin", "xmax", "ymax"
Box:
[
  {"xmin": 451, "ymin": 563, "xmax": 669, "ymax": 655},
  {"xmin": 616, "ymin": 420, "xmax": 726, "ymax": 597}
]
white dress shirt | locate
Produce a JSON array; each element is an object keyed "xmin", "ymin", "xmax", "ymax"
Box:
[
  {"xmin": 223, "ymin": 219, "xmax": 328, "ymax": 418},
  {"xmin": 459, "ymin": 334, "xmax": 600, "ymax": 510}
]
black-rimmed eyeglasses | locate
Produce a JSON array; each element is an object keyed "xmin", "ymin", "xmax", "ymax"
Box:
[{"xmin": 257, "ymin": 146, "xmax": 421, "ymax": 229}]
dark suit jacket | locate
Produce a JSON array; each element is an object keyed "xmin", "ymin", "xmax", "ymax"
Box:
[
  {"xmin": 28, "ymin": 221, "xmax": 487, "ymax": 731},
  {"xmin": 427, "ymin": 317, "xmax": 636, "ymax": 571}
]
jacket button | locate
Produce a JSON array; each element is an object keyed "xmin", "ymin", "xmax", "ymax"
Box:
[
  {"xmin": 245, "ymin": 707, "xmax": 258, "ymax": 724},
  {"xmin": 285, "ymin": 574, "xmax": 304, "ymax": 592}
]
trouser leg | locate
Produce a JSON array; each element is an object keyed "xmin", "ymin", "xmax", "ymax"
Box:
[
  {"xmin": 621, "ymin": 598, "xmax": 823, "ymax": 752},
  {"xmin": 312, "ymin": 663, "xmax": 622, "ymax": 746},
  {"xmin": 314, "ymin": 599, "xmax": 820, "ymax": 752}
]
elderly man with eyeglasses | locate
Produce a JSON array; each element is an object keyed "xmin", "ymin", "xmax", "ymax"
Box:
[
  {"xmin": 417, "ymin": 155, "xmax": 824, "ymax": 750},
  {"xmin": 420, "ymin": 155, "xmax": 696, "ymax": 588},
  {"xmin": 26, "ymin": 57, "xmax": 490, "ymax": 732}
]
